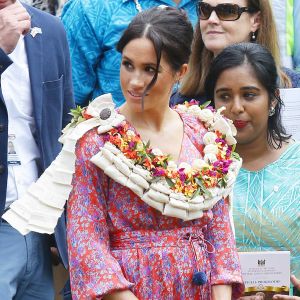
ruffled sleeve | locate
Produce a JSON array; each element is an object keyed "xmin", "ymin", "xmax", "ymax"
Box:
[
  {"xmin": 67, "ymin": 128, "xmax": 134, "ymax": 299},
  {"xmin": 204, "ymin": 198, "xmax": 244, "ymax": 299}
]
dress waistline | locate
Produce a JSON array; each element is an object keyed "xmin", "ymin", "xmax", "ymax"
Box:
[{"xmin": 110, "ymin": 227, "xmax": 214, "ymax": 253}]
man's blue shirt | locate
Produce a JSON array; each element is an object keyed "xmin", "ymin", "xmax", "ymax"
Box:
[{"xmin": 62, "ymin": 0, "xmax": 198, "ymax": 107}]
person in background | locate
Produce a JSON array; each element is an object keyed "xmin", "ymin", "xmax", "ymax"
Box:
[
  {"xmin": 294, "ymin": 1, "xmax": 300, "ymax": 71},
  {"xmin": 61, "ymin": 0, "xmax": 198, "ymax": 107},
  {"xmin": 271, "ymin": 0, "xmax": 300, "ymax": 71},
  {"xmin": 0, "ymin": 0, "xmax": 74, "ymax": 299},
  {"xmin": 171, "ymin": 0, "xmax": 300, "ymax": 106},
  {"xmin": 66, "ymin": 7, "xmax": 244, "ymax": 299},
  {"xmin": 204, "ymin": 42, "xmax": 300, "ymax": 298}
]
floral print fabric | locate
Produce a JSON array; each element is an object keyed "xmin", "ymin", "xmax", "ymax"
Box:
[{"xmin": 67, "ymin": 111, "xmax": 244, "ymax": 299}]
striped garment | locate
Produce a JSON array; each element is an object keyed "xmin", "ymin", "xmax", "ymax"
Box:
[{"xmin": 233, "ymin": 141, "xmax": 300, "ymax": 278}]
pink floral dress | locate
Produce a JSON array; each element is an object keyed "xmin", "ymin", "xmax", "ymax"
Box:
[{"xmin": 67, "ymin": 111, "xmax": 244, "ymax": 300}]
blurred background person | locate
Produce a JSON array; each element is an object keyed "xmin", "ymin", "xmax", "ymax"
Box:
[
  {"xmin": 271, "ymin": 0, "xmax": 300, "ymax": 71},
  {"xmin": 0, "ymin": 0, "xmax": 74, "ymax": 299},
  {"xmin": 61, "ymin": 0, "xmax": 199, "ymax": 107}
]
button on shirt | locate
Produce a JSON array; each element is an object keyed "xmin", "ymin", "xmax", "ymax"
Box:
[{"xmin": 1, "ymin": 36, "xmax": 40, "ymax": 208}]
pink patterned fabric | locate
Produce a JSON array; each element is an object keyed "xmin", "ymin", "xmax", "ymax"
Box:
[{"xmin": 67, "ymin": 111, "xmax": 244, "ymax": 299}]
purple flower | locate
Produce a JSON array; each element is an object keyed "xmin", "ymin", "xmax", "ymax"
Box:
[
  {"xmin": 128, "ymin": 141, "xmax": 135, "ymax": 149},
  {"xmin": 216, "ymin": 138, "xmax": 226, "ymax": 144},
  {"xmin": 153, "ymin": 168, "xmax": 166, "ymax": 177},
  {"xmin": 226, "ymin": 148, "xmax": 231, "ymax": 156},
  {"xmin": 103, "ymin": 134, "xmax": 110, "ymax": 142},
  {"xmin": 209, "ymin": 170, "xmax": 217, "ymax": 177},
  {"xmin": 178, "ymin": 169, "xmax": 187, "ymax": 182},
  {"xmin": 189, "ymin": 99, "xmax": 199, "ymax": 105}
]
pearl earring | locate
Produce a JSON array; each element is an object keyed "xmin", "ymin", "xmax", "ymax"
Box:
[{"xmin": 269, "ymin": 106, "xmax": 275, "ymax": 117}]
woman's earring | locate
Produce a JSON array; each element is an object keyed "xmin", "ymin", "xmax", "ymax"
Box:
[
  {"xmin": 269, "ymin": 106, "xmax": 275, "ymax": 117},
  {"xmin": 250, "ymin": 31, "xmax": 256, "ymax": 42},
  {"xmin": 174, "ymin": 80, "xmax": 180, "ymax": 93}
]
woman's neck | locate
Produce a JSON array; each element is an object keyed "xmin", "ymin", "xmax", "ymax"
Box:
[
  {"xmin": 237, "ymin": 138, "xmax": 289, "ymax": 171},
  {"xmin": 119, "ymin": 103, "xmax": 173, "ymax": 133},
  {"xmin": 119, "ymin": 102, "xmax": 184, "ymax": 162}
]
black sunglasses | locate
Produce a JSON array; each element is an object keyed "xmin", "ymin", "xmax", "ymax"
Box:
[{"xmin": 197, "ymin": 2, "xmax": 257, "ymax": 21}]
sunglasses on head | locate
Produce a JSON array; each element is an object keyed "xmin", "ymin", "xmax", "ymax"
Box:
[{"xmin": 197, "ymin": 2, "xmax": 257, "ymax": 21}]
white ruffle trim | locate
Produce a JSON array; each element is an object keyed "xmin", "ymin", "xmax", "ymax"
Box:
[
  {"xmin": 3, "ymin": 93, "xmax": 242, "ymax": 234},
  {"xmin": 2, "ymin": 94, "xmax": 124, "ymax": 235}
]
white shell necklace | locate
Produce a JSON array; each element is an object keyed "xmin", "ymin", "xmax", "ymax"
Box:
[{"xmin": 134, "ymin": 0, "xmax": 142, "ymax": 12}]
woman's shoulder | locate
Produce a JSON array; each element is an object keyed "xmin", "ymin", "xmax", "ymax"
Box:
[
  {"xmin": 279, "ymin": 140, "xmax": 300, "ymax": 161},
  {"xmin": 282, "ymin": 67, "xmax": 300, "ymax": 88},
  {"xmin": 62, "ymin": 94, "xmax": 125, "ymax": 156},
  {"xmin": 174, "ymin": 105, "xmax": 207, "ymax": 134}
]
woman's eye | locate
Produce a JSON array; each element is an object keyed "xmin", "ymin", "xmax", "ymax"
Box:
[
  {"xmin": 145, "ymin": 66, "xmax": 156, "ymax": 73},
  {"xmin": 122, "ymin": 60, "xmax": 133, "ymax": 70},
  {"xmin": 217, "ymin": 93, "xmax": 231, "ymax": 101},
  {"xmin": 244, "ymin": 92, "xmax": 256, "ymax": 99}
]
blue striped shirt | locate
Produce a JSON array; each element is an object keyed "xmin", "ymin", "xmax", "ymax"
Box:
[{"xmin": 62, "ymin": 0, "xmax": 198, "ymax": 106}]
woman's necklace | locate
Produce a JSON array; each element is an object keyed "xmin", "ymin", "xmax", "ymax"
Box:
[{"xmin": 134, "ymin": 0, "xmax": 142, "ymax": 12}]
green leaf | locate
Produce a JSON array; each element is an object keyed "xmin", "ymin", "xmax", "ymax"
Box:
[
  {"xmin": 165, "ymin": 177, "xmax": 175, "ymax": 188},
  {"xmin": 218, "ymin": 177, "xmax": 227, "ymax": 188},
  {"xmin": 191, "ymin": 187, "xmax": 201, "ymax": 199},
  {"xmin": 195, "ymin": 178, "xmax": 212, "ymax": 197},
  {"xmin": 200, "ymin": 101, "xmax": 211, "ymax": 109},
  {"xmin": 232, "ymin": 152, "xmax": 241, "ymax": 160},
  {"xmin": 144, "ymin": 140, "xmax": 150, "ymax": 149}
]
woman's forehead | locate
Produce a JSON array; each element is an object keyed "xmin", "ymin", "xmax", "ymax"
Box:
[{"xmin": 202, "ymin": 0, "xmax": 248, "ymax": 5}]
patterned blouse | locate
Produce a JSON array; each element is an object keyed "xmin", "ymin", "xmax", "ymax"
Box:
[
  {"xmin": 67, "ymin": 111, "xmax": 244, "ymax": 299},
  {"xmin": 234, "ymin": 141, "xmax": 300, "ymax": 278}
]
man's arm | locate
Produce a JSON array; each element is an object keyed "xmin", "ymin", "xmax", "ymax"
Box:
[{"xmin": 61, "ymin": 0, "xmax": 109, "ymax": 106}]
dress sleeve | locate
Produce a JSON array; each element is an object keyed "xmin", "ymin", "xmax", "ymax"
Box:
[
  {"xmin": 203, "ymin": 198, "xmax": 244, "ymax": 299},
  {"xmin": 67, "ymin": 129, "xmax": 134, "ymax": 299},
  {"xmin": 61, "ymin": 0, "xmax": 109, "ymax": 106}
]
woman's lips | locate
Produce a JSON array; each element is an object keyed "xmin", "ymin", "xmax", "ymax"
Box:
[
  {"xmin": 234, "ymin": 120, "xmax": 248, "ymax": 129},
  {"xmin": 206, "ymin": 31, "xmax": 223, "ymax": 35},
  {"xmin": 128, "ymin": 90, "xmax": 143, "ymax": 98}
]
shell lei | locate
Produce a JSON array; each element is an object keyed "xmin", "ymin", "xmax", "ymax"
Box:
[{"xmin": 3, "ymin": 94, "xmax": 242, "ymax": 235}]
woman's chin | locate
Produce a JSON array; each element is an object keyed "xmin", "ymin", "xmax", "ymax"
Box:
[{"xmin": 204, "ymin": 42, "xmax": 227, "ymax": 56}]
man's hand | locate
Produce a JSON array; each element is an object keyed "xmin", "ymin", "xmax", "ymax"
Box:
[
  {"xmin": 50, "ymin": 247, "xmax": 61, "ymax": 266},
  {"xmin": 239, "ymin": 292, "xmax": 265, "ymax": 300},
  {"xmin": 0, "ymin": 1, "xmax": 31, "ymax": 54},
  {"xmin": 273, "ymin": 275, "xmax": 300, "ymax": 299}
]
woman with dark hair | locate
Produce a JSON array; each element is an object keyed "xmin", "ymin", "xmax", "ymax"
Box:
[
  {"xmin": 206, "ymin": 42, "xmax": 300, "ymax": 298},
  {"xmin": 2, "ymin": 6, "xmax": 243, "ymax": 299},
  {"xmin": 63, "ymin": 7, "xmax": 244, "ymax": 300}
]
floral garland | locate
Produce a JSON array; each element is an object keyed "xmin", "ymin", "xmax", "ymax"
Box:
[
  {"xmin": 71, "ymin": 100, "xmax": 241, "ymax": 201},
  {"xmin": 2, "ymin": 94, "xmax": 241, "ymax": 237}
]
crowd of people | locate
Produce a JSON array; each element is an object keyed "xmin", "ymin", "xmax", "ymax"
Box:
[{"xmin": 0, "ymin": 1, "xmax": 299, "ymax": 300}]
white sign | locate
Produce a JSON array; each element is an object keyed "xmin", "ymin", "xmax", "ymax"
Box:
[
  {"xmin": 239, "ymin": 251, "xmax": 290, "ymax": 299},
  {"xmin": 280, "ymin": 88, "xmax": 300, "ymax": 141}
]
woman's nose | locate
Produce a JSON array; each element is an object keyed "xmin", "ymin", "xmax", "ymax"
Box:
[
  {"xmin": 129, "ymin": 72, "xmax": 145, "ymax": 88},
  {"xmin": 231, "ymin": 99, "xmax": 244, "ymax": 115},
  {"xmin": 207, "ymin": 10, "xmax": 220, "ymax": 24}
]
